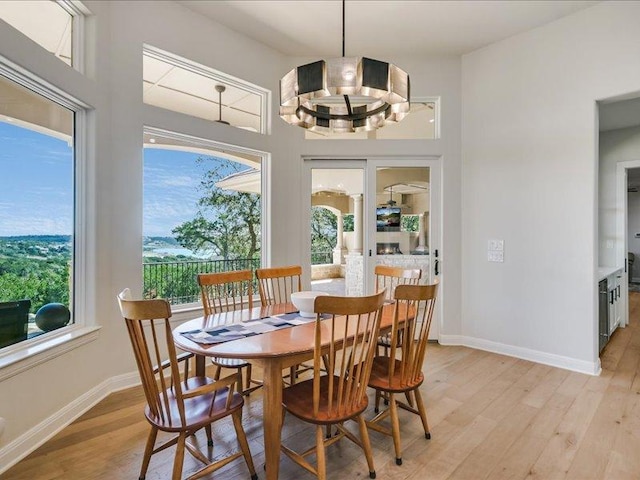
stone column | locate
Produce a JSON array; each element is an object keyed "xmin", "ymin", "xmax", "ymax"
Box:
[
  {"xmin": 333, "ymin": 214, "xmax": 346, "ymax": 264},
  {"xmin": 351, "ymin": 194, "xmax": 363, "ymax": 254},
  {"xmin": 414, "ymin": 212, "xmax": 429, "ymax": 253}
]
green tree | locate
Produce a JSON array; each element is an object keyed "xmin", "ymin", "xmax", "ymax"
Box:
[
  {"xmin": 311, "ymin": 207, "xmax": 337, "ymax": 264},
  {"xmin": 172, "ymin": 157, "xmax": 261, "ymax": 260},
  {"xmin": 401, "ymin": 214, "xmax": 419, "ymax": 232}
]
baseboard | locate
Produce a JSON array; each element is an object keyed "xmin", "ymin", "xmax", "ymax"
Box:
[
  {"xmin": 438, "ymin": 334, "xmax": 600, "ymax": 376},
  {"xmin": 0, "ymin": 371, "xmax": 140, "ymax": 475}
]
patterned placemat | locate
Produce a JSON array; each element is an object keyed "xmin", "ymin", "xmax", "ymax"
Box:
[{"xmin": 181, "ymin": 312, "xmax": 328, "ymax": 345}]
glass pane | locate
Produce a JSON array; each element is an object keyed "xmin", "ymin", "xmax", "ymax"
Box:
[
  {"xmin": 0, "ymin": 73, "xmax": 75, "ymax": 347},
  {"xmin": 143, "ymin": 48, "xmax": 267, "ymax": 134},
  {"xmin": 0, "ymin": 1, "xmax": 73, "ymax": 66},
  {"xmin": 310, "ymin": 168, "xmax": 364, "ymax": 296},
  {"xmin": 375, "ymin": 167, "xmax": 431, "ymax": 280},
  {"xmin": 143, "ymin": 138, "xmax": 262, "ymax": 305}
]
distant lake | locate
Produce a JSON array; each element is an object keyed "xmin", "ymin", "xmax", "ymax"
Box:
[{"xmin": 147, "ymin": 247, "xmax": 218, "ymax": 259}]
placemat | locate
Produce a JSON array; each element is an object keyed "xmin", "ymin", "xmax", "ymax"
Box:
[{"xmin": 181, "ymin": 312, "xmax": 329, "ymax": 345}]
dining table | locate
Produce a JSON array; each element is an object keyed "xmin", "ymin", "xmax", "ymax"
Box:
[{"xmin": 173, "ymin": 301, "xmax": 396, "ymax": 480}]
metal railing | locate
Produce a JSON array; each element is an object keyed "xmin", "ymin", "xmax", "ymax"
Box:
[
  {"xmin": 144, "ymin": 253, "xmax": 336, "ymax": 305},
  {"xmin": 311, "ymin": 251, "xmax": 333, "ymax": 265},
  {"xmin": 143, "ymin": 258, "xmax": 260, "ymax": 305}
]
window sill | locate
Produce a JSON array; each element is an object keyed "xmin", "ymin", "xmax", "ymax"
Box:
[{"xmin": 0, "ymin": 325, "xmax": 101, "ymax": 382}]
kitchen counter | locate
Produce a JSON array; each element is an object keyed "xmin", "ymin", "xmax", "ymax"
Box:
[{"xmin": 598, "ymin": 266, "xmax": 623, "ymax": 281}]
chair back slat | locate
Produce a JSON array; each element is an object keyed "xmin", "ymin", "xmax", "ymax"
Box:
[
  {"xmin": 389, "ymin": 283, "xmax": 438, "ymax": 386},
  {"xmin": 256, "ymin": 265, "xmax": 302, "ymax": 306},
  {"xmin": 198, "ymin": 270, "xmax": 253, "ymax": 314},
  {"xmin": 117, "ymin": 291, "xmax": 188, "ymax": 428},
  {"xmin": 313, "ymin": 291, "xmax": 386, "ymax": 418},
  {"xmin": 374, "ymin": 265, "xmax": 422, "ymax": 301}
]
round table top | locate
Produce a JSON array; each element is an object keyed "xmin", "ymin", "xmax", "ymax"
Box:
[{"xmin": 173, "ymin": 302, "xmax": 396, "ymax": 360}]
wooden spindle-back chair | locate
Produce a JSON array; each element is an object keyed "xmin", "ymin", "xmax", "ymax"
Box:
[
  {"xmin": 197, "ymin": 270, "xmax": 262, "ymax": 395},
  {"xmin": 280, "ymin": 290, "xmax": 386, "ymax": 480},
  {"xmin": 117, "ymin": 289, "xmax": 257, "ymax": 480},
  {"xmin": 374, "ymin": 265, "xmax": 422, "ymax": 356},
  {"xmin": 255, "ymin": 265, "xmax": 307, "ymax": 383},
  {"xmin": 366, "ymin": 282, "xmax": 438, "ymax": 466},
  {"xmin": 255, "ymin": 265, "xmax": 302, "ymax": 305}
]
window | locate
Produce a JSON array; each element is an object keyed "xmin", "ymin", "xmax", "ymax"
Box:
[
  {"xmin": 0, "ymin": 69, "xmax": 78, "ymax": 349},
  {"xmin": 142, "ymin": 128, "xmax": 265, "ymax": 307},
  {"xmin": 0, "ymin": 1, "xmax": 86, "ymax": 70},
  {"xmin": 305, "ymin": 99, "xmax": 438, "ymax": 140},
  {"xmin": 143, "ymin": 46, "xmax": 270, "ymax": 134}
]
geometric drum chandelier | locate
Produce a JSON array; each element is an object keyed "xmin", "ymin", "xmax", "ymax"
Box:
[{"xmin": 279, "ymin": 0, "xmax": 410, "ymax": 133}]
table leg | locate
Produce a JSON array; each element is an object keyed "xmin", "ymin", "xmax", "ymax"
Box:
[
  {"xmin": 263, "ymin": 359, "xmax": 284, "ymax": 480},
  {"xmin": 195, "ymin": 354, "xmax": 206, "ymax": 377}
]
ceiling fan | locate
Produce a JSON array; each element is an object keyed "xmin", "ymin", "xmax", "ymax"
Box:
[
  {"xmin": 214, "ymin": 84, "xmax": 258, "ymax": 132},
  {"xmin": 380, "ymin": 185, "xmax": 408, "ymax": 208}
]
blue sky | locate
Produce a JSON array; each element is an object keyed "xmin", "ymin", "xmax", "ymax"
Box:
[
  {"xmin": 0, "ymin": 120, "xmax": 245, "ymax": 237},
  {"xmin": 144, "ymin": 148, "xmax": 210, "ymax": 237},
  {"xmin": 0, "ymin": 122, "xmax": 73, "ymax": 236}
]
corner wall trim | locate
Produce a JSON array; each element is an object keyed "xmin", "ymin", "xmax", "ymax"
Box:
[
  {"xmin": 438, "ymin": 334, "xmax": 600, "ymax": 376},
  {"xmin": 0, "ymin": 371, "xmax": 140, "ymax": 475}
]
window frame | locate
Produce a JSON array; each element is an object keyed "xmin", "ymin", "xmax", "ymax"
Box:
[
  {"xmin": 142, "ymin": 126, "xmax": 270, "ymax": 313},
  {"xmin": 0, "ymin": 54, "xmax": 98, "ymax": 380},
  {"xmin": 143, "ymin": 45, "xmax": 271, "ymax": 135}
]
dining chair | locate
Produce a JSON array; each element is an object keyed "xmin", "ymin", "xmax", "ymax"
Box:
[
  {"xmin": 366, "ymin": 282, "xmax": 438, "ymax": 466},
  {"xmin": 117, "ymin": 289, "xmax": 258, "ymax": 480},
  {"xmin": 197, "ymin": 270, "xmax": 262, "ymax": 395},
  {"xmin": 255, "ymin": 265, "xmax": 307, "ymax": 383},
  {"xmin": 255, "ymin": 265, "xmax": 302, "ymax": 306},
  {"xmin": 374, "ymin": 265, "xmax": 422, "ymax": 356},
  {"xmin": 280, "ymin": 290, "xmax": 386, "ymax": 480},
  {"xmin": 0, "ymin": 299, "xmax": 31, "ymax": 348}
]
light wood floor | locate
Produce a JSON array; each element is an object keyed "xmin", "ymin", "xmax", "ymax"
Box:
[{"xmin": 5, "ymin": 294, "xmax": 640, "ymax": 480}]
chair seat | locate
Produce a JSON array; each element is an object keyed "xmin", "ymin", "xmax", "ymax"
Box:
[
  {"xmin": 211, "ymin": 356, "xmax": 250, "ymax": 368},
  {"xmin": 367, "ymin": 356, "xmax": 424, "ymax": 393},
  {"xmin": 283, "ymin": 375, "xmax": 369, "ymax": 425},
  {"xmin": 144, "ymin": 376, "xmax": 244, "ymax": 432}
]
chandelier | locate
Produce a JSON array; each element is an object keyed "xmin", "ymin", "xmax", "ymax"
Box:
[{"xmin": 279, "ymin": 0, "xmax": 410, "ymax": 133}]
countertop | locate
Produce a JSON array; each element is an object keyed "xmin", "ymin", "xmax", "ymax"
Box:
[{"xmin": 598, "ymin": 266, "xmax": 624, "ymax": 281}]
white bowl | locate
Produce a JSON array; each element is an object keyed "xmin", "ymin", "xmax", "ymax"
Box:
[{"xmin": 291, "ymin": 291, "xmax": 330, "ymax": 318}]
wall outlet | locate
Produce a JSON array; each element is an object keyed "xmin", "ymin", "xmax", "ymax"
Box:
[
  {"xmin": 488, "ymin": 239, "xmax": 504, "ymax": 251},
  {"xmin": 488, "ymin": 251, "xmax": 504, "ymax": 262},
  {"xmin": 0, "ymin": 417, "xmax": 5, "ymax": 439}
]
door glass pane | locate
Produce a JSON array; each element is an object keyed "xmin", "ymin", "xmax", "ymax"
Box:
[
  {"xmin": 375, "ymin": 167, "xmax": 431, "ymax": 282},
  {"xmin": 309, "ymin": 168, "xmax": 364, "ymax": 296}
]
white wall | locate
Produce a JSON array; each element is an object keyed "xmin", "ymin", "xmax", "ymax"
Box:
[
  {"xmin": 0, "ymin": 0, "xmax": 463, "ymax": 468},
  {"xmin": 461, "ymin": 1, "xmax": 640, "ymax": 373}
]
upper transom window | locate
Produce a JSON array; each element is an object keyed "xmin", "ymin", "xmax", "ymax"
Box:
[
  {"xmin": 0, "ymin": 1, "xmax": 85, "ymax": 69},
  {"xmin": 143, "ymin": 46, "xmax": 269, "ymax": 134}
]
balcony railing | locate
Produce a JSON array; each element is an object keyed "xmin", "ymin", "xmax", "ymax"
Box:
[
  {"xmin": 143, "ymin": 258, "xmax": 260, "ymax": 305},
  {"xmin": 144, "ymin": 253, "xmax": 337, "ymax": 305},
  {"xmin": 311, "ymin": 251, "xmax": 332, "ymax": 265}
]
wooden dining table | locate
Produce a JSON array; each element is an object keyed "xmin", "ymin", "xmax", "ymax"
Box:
[{"xmin": 173, "ymin": 301, "xmax": 396, "ymax": 480}]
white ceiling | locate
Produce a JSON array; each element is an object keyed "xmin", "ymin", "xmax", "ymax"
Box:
[
  {"xmin": 600, "ymin": 96, "xmax": 640, "ymax": 132},
  {"xmin": 179, "ymin": 0, "xmax": 598, "ymax": 57}
]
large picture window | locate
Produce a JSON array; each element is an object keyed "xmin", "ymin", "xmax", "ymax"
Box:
[
  {"xmin": 142, "ymin": 129, "xmax": 264, "ymax": 306},
  {"xmin": 0, "ymin": 72, "xmax": 76, "ymax": 349}
]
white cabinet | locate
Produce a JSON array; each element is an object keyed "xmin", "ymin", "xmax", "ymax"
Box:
[{"xmin": 608, "ymin": 272, "xmax": 623, "ymax": 335}]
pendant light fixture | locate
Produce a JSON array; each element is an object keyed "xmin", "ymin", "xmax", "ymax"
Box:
[
  {"xmin": 279, "ymin": 0, "xmax": 410, "ymax": 133},
  {"xmin": 215, "ymin": 84, "xmax": 230, "ymax": 125}
]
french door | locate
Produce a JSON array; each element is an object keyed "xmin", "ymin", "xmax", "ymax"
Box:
[{"xmin": 303, "ymin": 157, "xmax": 442, "ymax": 339}]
